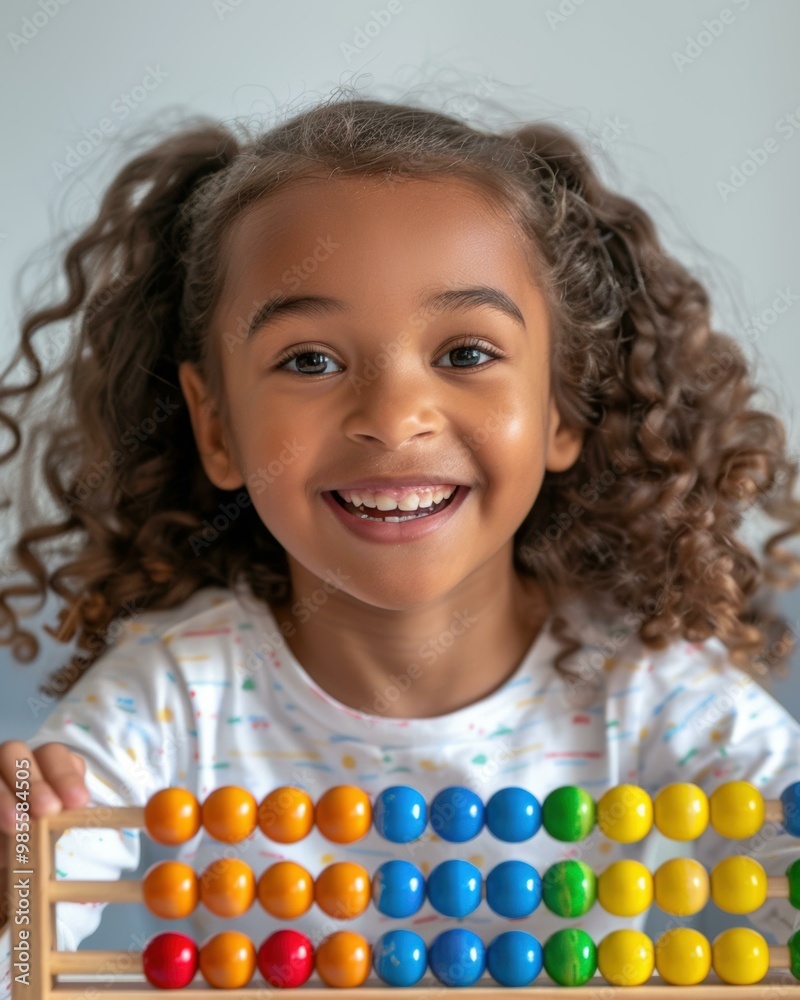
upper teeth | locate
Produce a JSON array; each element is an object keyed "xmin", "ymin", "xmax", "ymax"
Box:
[{"xmin": 337, "ymin": 485, "xmax": 458, "ymax": 511}]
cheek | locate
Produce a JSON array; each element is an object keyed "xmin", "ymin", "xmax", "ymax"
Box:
[{"xmin": 475, "ymin": 401, "xmax": 542, "ymax": 465}]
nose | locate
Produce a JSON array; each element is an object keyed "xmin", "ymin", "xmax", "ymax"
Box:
[{"xmin": 339, "ymin": 366, "xmax": 445, "ymax": 449}]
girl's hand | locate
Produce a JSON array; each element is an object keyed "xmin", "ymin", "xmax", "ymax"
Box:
[{"xmin": 0, "ymin": 741, "xmax": 90, "ymax": 882}]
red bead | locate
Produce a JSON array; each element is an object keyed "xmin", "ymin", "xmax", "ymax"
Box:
[
  {"xmin": 257, "ymin": 930, "xmax": 314, "ymax": 988},
  {"xmin": 143, "ymin": 932, "xmax": 198, "ymax": 989}
]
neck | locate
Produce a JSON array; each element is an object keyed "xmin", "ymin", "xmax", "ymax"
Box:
[{"xmin": 271, "ymin": 559, "xmax": 551, "ymax": 719}]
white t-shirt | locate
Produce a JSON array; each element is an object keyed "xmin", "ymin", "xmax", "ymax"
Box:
[{"xmin": 3, "ymin": 579, "xmax": 800, "ymax": 992}]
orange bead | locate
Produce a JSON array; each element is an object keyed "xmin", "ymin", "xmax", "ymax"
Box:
[
  {"xmin": 199, "ymin": 858, "xmax": 256, "ymax": 917},
  {"xmin": 143, "ymin": 861, "xmax": 199, "ymax": 918},
  {"xmin": 315, "ymin": 786, "xmax": 372, "ymax": 843},
  {"xmin": 315, "ymin": 862, "xmax": 371, "ymax": 919},
  {"xmin": 199, "ymin": 931, "xmax": 256, "ymax": 989},
  {"xmin": 144, "ymin": 788, "xmax": 201, "ymax": 846},
  {"xmin": 257, "ymin": 861, "xmax": 315, "ymax": 919},
  {"xmin": 316, "ymin": 931, "xmax": 371, "ymax": 988},
  {"xmin": 202, "ymin": 786, "xmax": 257, "ymax": 843},
  {"xmin": 258, "ymin": 787, "xmax": 314, "ymax": 843}
]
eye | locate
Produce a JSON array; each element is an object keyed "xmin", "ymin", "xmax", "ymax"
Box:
[
  {"xmin": 273, "ymin": 336, "xmax": 503, "ymax": 376},
  {"xmin": 274, "ymin": 345, "xmax": 344, "ymax": 376},
  {"xmin": 435, "ymin": 336, "xmax": 503, "ymax": 369}
]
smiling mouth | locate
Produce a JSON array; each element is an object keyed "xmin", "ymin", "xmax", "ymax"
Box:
[{"xmin": 330, "ymin": 487, "xmax": 462, "ymax": 522}]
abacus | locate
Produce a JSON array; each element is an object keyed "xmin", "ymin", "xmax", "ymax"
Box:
[{"xmin": 8, "ymin": 780, "xmax": 800, "ymax": 996}]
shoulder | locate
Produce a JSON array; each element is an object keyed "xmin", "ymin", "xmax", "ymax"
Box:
[
  {"xmin": 564, "ymin": 594, "xmax": 746, "ymax": 682},
  {"xmin": 557, "ymin": 595, "xmax": 766, "ymax": 714},
  {"xmin": 110, "ymin": 584, "xmax": 245, "ymax": 648},
  {"xmin": 93, "ymin": 581, "xmax": 280, "ymax": 704},
  {"xmin": 37, "ymin": 585, "xmax": 251, "ymax": 708},
  {"xmin": 97, "ymin": 583, "xmax": 269, "ymax": 672}
]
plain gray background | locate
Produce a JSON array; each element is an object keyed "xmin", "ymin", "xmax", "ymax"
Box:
[{"xmin": 1, "ymin": 0, "xmax": 799, "ymax": 953}]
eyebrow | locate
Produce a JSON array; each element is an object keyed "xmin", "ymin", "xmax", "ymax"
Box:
[{"xmin": 244, "ymin": 285, "xmax": 527, "ymax": 341}]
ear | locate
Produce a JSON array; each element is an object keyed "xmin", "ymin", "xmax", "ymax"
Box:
[
  {"xmin": 178, "ymin": 361, "xmax": 245, "ymax": 490},
  {"xmin": 544, "ymin": 395, "xmax": 585, "ymax": 473}
]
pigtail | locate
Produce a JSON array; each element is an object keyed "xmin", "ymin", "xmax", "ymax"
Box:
[
  {"xmin": 0, "ymin": 118, "xmax": 244, "ymax": 696},
  {"xmin": 509, "ymin": 122, "xmax": 800, "ymax": 678}
]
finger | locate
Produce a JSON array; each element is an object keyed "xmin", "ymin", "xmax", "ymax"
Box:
[
  {"xmin": 32, "ymin": 744, "xmax": 90, "ymax": 811},
  {"xmin": 69, "ymin": 751, "xmax": 87, "ymax": 778},
  {"xmin": 0, "ymin": 742, "xmax": 87, "ymax": 834},
  {"xmin": 0, "ymin": 741, "xmax": 45, "ymax": 835}
]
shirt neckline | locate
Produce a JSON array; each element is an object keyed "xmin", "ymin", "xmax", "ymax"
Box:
[{"xmin": 233, "ymin": 578, "xmax": 561, "ymax": 745}]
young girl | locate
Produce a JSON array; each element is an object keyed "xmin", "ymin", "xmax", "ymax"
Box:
[{"xmin": 2, "ymin": 92, "xmax": 800, "ymax": 990}]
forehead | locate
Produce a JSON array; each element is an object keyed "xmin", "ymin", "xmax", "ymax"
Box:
[{"xmin": 217, "ymin": 175, "xmax": 539, "ymax": 308}]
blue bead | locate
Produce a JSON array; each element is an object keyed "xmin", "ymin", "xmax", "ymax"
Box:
[
  {"xmin": 781, "ymin": 782, "xmax": 800, "ymax": 837},
  {"xmin": 373, "ymin": 929, "xmax": 427, "ymax": 987},
  {"xmin": 373, "ymin": 786, "xmax": 428, "ymax": 842},
  {"xmin": 429, "ymin": 786, "xmax": 484, "ymax": 842},
  {"xmin": 429, "ymin": 929, "xmax": 485, "ymax": 987},
  {"xmin": 372, "ymin": 860, "xmax": 425, "ymax": 918},
  {"xmin": 487, "ymin": 931, "xmax": 543, "ymax": 987},
  {"xmin": 486, "ymin": 860, "xmax": 541, "ymax": 918},
  {"xmin": 427, "ymin": 859, "xmax": 482, "ymax": 917},
  {"xmin": 486, "ymin": 787, "xmax": 542, "ymax": 842}
]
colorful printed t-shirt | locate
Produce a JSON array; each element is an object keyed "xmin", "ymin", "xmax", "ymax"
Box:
[{"xmin": 2, "ymin": 579, "xmax": 800, "ymax": 992}]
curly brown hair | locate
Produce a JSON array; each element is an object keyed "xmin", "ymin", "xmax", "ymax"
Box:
[{"xmin": 2, "ymin": 90, "xmax": 799, "ymax": 703}]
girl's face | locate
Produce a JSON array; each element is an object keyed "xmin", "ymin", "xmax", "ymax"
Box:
[{"xmin": 179, "ymin": 175, "xmax": 583, "ymax": 609}]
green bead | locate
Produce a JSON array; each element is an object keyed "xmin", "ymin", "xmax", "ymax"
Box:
[
  {"xmin": 543, "ymin": 928, "xmax": 597, "ymax": 986},
  {"xmin": 790, "ymin": 930, "xmax": 800, "ymax": 980},
  {"xmin": 787, "ymin": 859, "xmax": 800, "ymax": 909},
  {"xmin": 542, "ymin": 786, "xmax": 596, "ymax": 841},
  {"xmin": 542, "ymin": 860, "xmax": 597, "ymax": 917}
]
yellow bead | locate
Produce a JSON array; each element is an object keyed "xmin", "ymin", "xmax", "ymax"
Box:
[
  {"xmin": 710, "ymin": 855, "xmax": 767, "ymax": 913},
  {"xmin": 597, "ymin": 860, "xmax": 653, "ymax": 917},
  {"xmin": 655, "ymin": 928, "xmax": 711, "ymax": 985},
  {"xmin": 653, "ymin": 858, "xmax": 709, "ymax": 916},
  {"xmin": 709, "ymin": 781, "xmax": 765, "ymax": 839},
  {"xmin": 653, "ymin": 783, "xmax": 708, "ymax": 840},
  {"xmin": 597, "ymin": 785, "xmax": 653, "ymax": 843},
  {"xmin": 597, "ymin": 929, "xmax": 654, "ymax": 986},
  {"xmin": 712, "ymin": 928, "xmax": 769, "ymax": 985}
]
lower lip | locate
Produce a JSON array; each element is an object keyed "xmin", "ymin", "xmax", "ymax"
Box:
[{"xmin": 321, "ymin": 486, "xmax": 470, "ymax": 544}]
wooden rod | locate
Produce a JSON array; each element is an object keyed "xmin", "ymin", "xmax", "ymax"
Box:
[
  {"xmin": 46, "ymin": 946, "xmax": 800, "ymax": 980},
  {"xmin": 771, "ymin": 946, "xmax": 791, "ymax": 968},
  {"xmin": 46, "ymin": 807, "xmax": 143, "ymax": 832},
  {"xmin": 38, "ymin": 815, "xmax": 53, "ymax": 999},
  {"xmin": 50, "ymin": 950, "xmax": 144, "ymax": 974},
  {"xmin": 47, "ymin": 800, "xmax": 791, "ymax": 837},
  {"xmin": 40, "ymin": 869, "xmax": 794, "ymax": 911},
  {"xmin": 48, "ymin": 880, "xmax": 143, "ymax": 904},
  {"xmin": 43, "ymin": 978, "xmax": 800, "ymax": 998},
  {"xmin": 767, "ymin": 876, "xmax": 788, "ymax": 899}
]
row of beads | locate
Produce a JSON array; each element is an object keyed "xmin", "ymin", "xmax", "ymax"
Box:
[
  {"xmin": 142, "ymin": 854, "xmax": 800, "ymax": 922},
  {"xmin": 145, "ymin": 779, "xmax": 800, "ymax": 847},
  {"xmin": 143, "ymin": 925, "xmax": 800, "ymax": 989}
]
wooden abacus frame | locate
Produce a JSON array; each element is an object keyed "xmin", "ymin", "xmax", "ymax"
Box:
[{"xmin": 6, "ymin": 804, "xmax": 800, "ymax": 998}]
